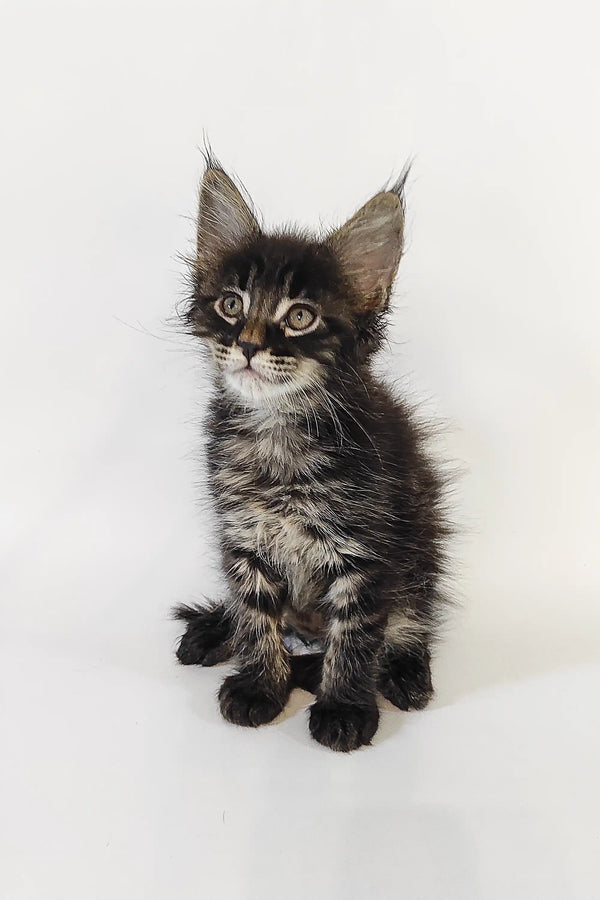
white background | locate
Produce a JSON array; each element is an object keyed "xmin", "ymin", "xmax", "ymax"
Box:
[{"xmin": 1, "ymin": 2, "xmax": 599, "ymax": 898}]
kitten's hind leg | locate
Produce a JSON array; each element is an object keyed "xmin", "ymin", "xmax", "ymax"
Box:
[
  {"xmin": 173, "ymin": 602, "xmax": 235, "ymax": 667},
  {"xmin": 378, "ymin": 642, "xmax": 434, "ymax": 711}
]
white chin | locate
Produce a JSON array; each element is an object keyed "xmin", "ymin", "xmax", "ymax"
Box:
[{"xmin": 223, "ymin": 370, "xmax": 296, "ymax": 407}]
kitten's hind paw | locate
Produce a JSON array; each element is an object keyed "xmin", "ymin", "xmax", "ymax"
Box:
[
  {"xmin": 173, "ymin": 603, "xmax": 234, "ymax": 667},
  {"xmin": 378, "ymin": 646, "xmax": 433, "ymax": 711},
  {"xmin": 309, "ymin": 699, "xmax": 379, "ymax": 752},
  {"xmin": 219, "ymin": 672, "xmax": 288, "ymax": 727}
]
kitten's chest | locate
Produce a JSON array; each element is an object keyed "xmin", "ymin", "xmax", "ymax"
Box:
[
  {"xmin": 212, "ymin": 422, "xmax": 344, "ymax": 568},
  {"xmin": 217, "ymin": 463, "xmax": 333, "ymax": 561}
]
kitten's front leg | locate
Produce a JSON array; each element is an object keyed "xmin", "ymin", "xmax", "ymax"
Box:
[
  {"xmin": 218, "ymin": 550, "xmax": 291, "ymax": 728},
  {"xmin": 309, "ymin": 570, "xmax": 384, "ymax": 752}
]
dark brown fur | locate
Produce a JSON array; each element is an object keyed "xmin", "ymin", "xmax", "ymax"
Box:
[{"xmin": 174, "ymin": 157, "xmax": 451, "ymax": 751}]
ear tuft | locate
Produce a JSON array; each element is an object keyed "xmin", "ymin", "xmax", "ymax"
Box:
[
  {"xmin": 196, "ymin": 163, "xmax": 259, "ymax": 273},
  {"xmin": 328, "ymin": 181, "xmax": 407, "ymax": 311}
]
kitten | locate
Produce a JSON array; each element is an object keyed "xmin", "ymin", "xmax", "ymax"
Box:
[{"xmin": 174, "ymin": 157, "xmax": 450, "ymax": 751}]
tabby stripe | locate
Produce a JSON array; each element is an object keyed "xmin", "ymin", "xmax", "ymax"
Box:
[{"xmin": 227, "ymin": 546, "xmax": 281, "ymax": 583}]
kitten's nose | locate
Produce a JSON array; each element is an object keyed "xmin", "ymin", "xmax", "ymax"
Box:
[{"xmin": 238, "ymin": 340, "xmax": 262, "ymax": 362}]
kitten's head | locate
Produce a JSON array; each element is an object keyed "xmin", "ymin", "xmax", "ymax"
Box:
[{"xmin": 187, "ymin": 159, "xmax": 407, "ymax": 409}]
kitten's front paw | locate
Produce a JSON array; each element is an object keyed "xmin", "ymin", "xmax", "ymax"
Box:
[
  {"xmin": 219, "ymin": 673, "xmax": 288, "ymax": 727},
  {"xmin": 309, "ymin": 699, "xmax": 379, "ymax": 752},
  {"xmin": 174, "ymin": 604, "xmax": 233, "ymax": 667}
]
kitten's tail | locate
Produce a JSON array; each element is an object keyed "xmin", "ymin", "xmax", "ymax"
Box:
[{"xmin": 289, "ymin": 654, "xmax": 323, "ymax": 694}]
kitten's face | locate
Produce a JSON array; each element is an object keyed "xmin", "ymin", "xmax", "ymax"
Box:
[
  {"xmin": 191, "ymin": 236, "xmax": 353, "ymax": 408},
  {"xmin": 188, "ymin": 163, "xmax": 406, "ymax": 409}
]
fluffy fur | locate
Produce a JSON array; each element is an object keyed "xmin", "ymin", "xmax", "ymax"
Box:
[{"xmin": 174, "ymin": 156, "xmax": 451, "ymax": 751}]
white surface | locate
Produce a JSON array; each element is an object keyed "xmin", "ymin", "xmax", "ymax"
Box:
[{"xmin": 1, "ymin": 2, "xmax": 599, "ymax": 898}]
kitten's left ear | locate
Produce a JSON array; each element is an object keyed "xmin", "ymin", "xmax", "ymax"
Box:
[
  {"xmin": 328, "ymin": 182, "xmax": 406, "ymax": 312},
  {"xmin": 196, "ymin": 163, "xmax": 260, "ymax": 273}
]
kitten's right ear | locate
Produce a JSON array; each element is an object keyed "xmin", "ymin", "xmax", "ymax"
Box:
[{"xmin": 196, "ymin": 164, "xmax": 259, "ymax": 273}]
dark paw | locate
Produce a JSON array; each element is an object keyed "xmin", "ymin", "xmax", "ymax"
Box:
[
  {"xmin": 174, "ymin": 603, "xmax": 233, "ymax": 667},
  {"xmin": 378, "ymin": 646, "xmax": 433, "ymax": 711},
  {"xmin": 219, "ymin": 672, "xmax": 288, "ymax": 727},
  {"xmin": 309, "ymin": 699, "xmax": 379, "ymax": 752}
]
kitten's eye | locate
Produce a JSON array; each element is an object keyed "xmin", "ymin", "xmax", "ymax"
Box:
[
  {"xmin": 285, "ymin": 305, "xmax": 316, "ymax": 332},
  {"xmin": 217, "ymin": 293, "xmax": 243, "ymax": 321}
]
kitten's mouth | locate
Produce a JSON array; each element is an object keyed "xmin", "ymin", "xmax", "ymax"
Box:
[
  {"xmin": 223, "ymin": 356, "xmax": 305, "ymax": 403},
  {"xmin": 238, "ymin": 364, "xmax": 264, "ymax": 381}
]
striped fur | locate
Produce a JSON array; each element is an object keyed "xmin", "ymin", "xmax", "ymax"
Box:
[{"xmin": 174, "ymin": 159, "xmax": 451, "ymax": 751}]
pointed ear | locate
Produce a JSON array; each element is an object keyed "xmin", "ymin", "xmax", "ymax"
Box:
[
  {"xmin": 196, "ymin": 165, "xmax": 259, "ymax": 273},
  {"xmin": 328, "ymin": 190, "xmax": 405, "ymax": 311}
]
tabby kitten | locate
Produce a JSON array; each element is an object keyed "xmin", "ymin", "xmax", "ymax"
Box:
[{"xmin": 175, "ymin": 157, "xmax": 449, "ymax": 751}]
